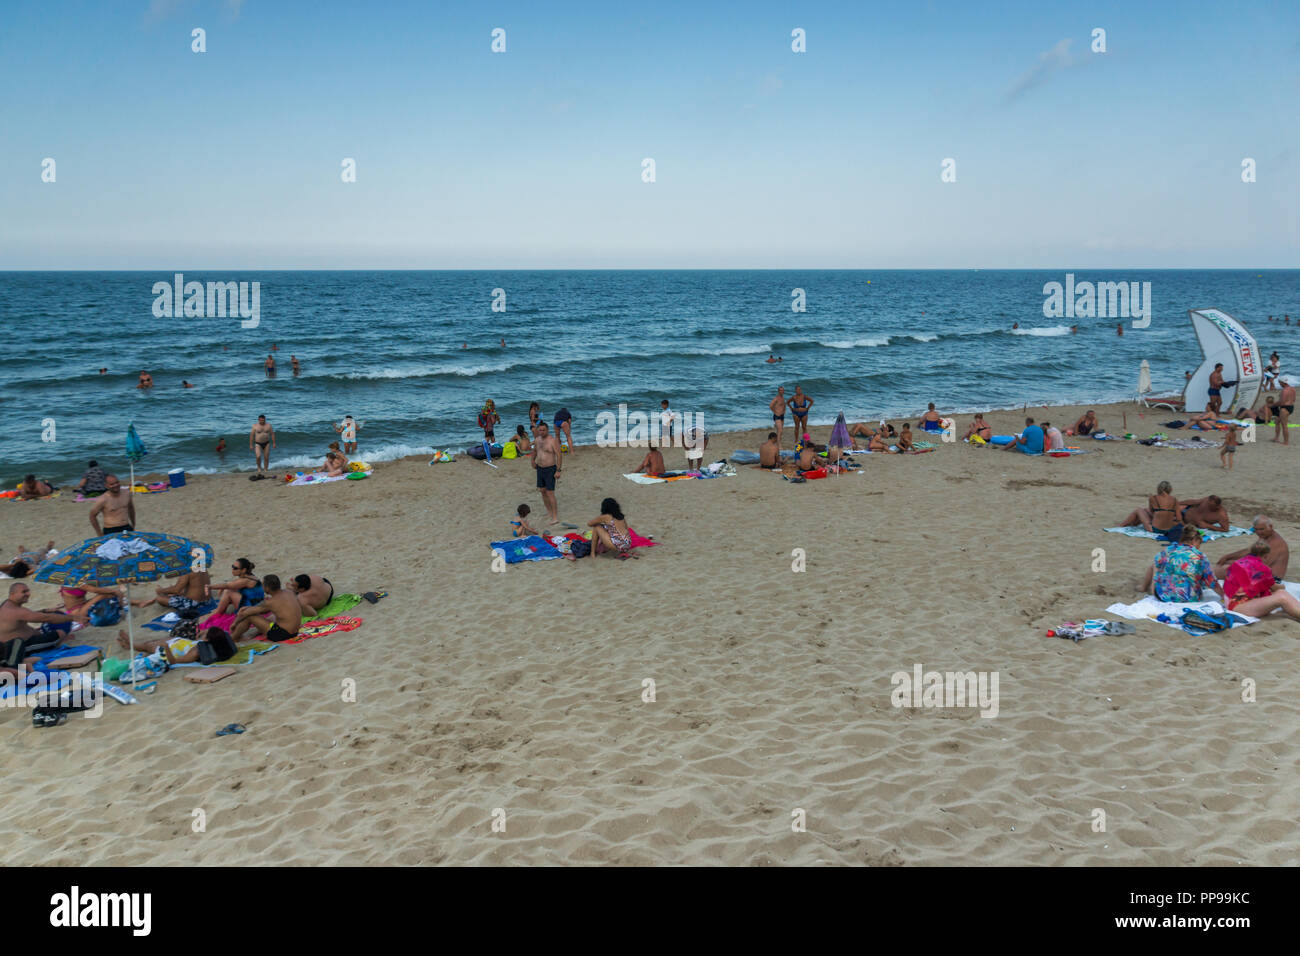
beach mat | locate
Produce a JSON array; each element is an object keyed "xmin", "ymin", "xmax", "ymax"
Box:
[
  {"xmin": 30, "ymin": 645, "xmax": 103, "ymax": 673},
  {"xmin": 1105, "ymin": 596, "xmax": 1259, "ymax": 632},
  {"xmin": 489, "ymin": 536, "xmax": 564, "ymax": 562},
  {"xmin": 310, "ymin": 593, "xmax": 363, "ymax": 619},
  {"xmin": 142, "ymin": 599, "xmax": 218, "ymax": 631},
  {"xmin": 1103, "ymin": 525, "xmax": 1251, "ymax": 543},
  {"xmin": 183, "ymin": 666, "xmax": 236, "ymax": 683},
  {"xmin": 281, "ymin": 616, "xmax": 363, "ymax": 644}
]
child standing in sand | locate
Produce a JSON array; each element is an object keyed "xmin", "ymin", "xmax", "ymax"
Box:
[{"xmin": 1220, "ymin": 424, "xmax": 1238, "ymax": 470}]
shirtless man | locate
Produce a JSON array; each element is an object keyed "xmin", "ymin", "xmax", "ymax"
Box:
[
  {"xmin": 137, "ymin": 370, "xmax": 153, "ymax": 389},
  {"xmin": 769, "ymin": 387, "xmax": 788, "ymax": 446},
  {"xmin": 250, "ymin": 415, "xmax": 275, "ymax": 475},
  {"xmin": 89, "ymin": 475, "xmax": 135, "ymax": 535},
  {"xmin": 0, "ymin": 582, "xmax": 82, "ymax": 667},
  {"xmin": 265, "ymin": 354, "xmax": 276, "ymax": 376},
  {"xmin": 532, "ymin": 422, "xmax": 562, "ymax": 524},
  {"xmin": 795, "ymin": 444, "xmax": 820, "ymax": 470},
  {"xmin": 291, "ymin": 355, "xmax": 301, "ymax": 375},
  {"xmin": 896, "ymin": 423, "xmax": 914, "ymax": 452},
  {"xmin": 1208, "ymin": 363, "xmax": 1238, "ymax": 414},
  {"xmin": 962, "ymin": 413, "xmax": 992, "ymax": 442},
  {"xmin": 919, "ymin": 403, "xmax": 944, "ymax": 433},
  {"xmin": 231, "ymin": 574, "xmax": 302, "ymax": 643},
  {"xmin": 635, "ymin": 446, "xmax": 665, "ymax": 475},
  {"xmin": 1272, "ymin": 378, "xmax": 1294, "ymax": 445},
  {"xmin": 789, "ymin": 386, "xmax": 813, "ymax": 436},
  {"xmin": 759, "ymin": 432, "xmax": 781, "ymax": 468},
  {"xmin": 1214, "ymin": 516, "xmax": 1289, "ymax": 580},
  {"xmin": 129, "ymin": 568, "xmax": 210, "ymax": 614},
  {"xmin": 288, "ymin": 573, "xmax": 333, "ymax": 616},
  {"xmin": 1178, "ymin": 495, "xmax": 1230, "ymax": 533}
]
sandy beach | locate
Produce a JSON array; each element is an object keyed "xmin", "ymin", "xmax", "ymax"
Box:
[{"xmin": 3, "ymin": 398, "xmax": 1297, "ymax": 866}]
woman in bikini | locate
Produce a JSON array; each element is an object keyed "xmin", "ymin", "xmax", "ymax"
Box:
[
  {"xmin": 512, "ymin": 424, "xmax": 532, "ymax": 454},
  {"xmin": 962, "ymin": 413, "xmax": 993, "ymax": 442},
  {"xmin": 1119, "ymin": 480, "xmax": 1180, "ymax": 536},
  {"xmin": 209, "ymin": 558, "xmax": 262, "ymax": 616},
  {"xmin": 589, "ymin": 497, "xmax": 636, "ymax": 559},
  {"xmin": 789, "ymin": 387, "xmax": 813, "ymax": 435}
]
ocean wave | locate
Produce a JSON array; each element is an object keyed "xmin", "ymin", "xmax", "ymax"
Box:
[
  {"xmin": 1011, "ymin": 325, "xmax": 1072, "ymax": 337},
  {"xmin": 818, "ymin": 337, "xmax": 891, "ymax": 348}
]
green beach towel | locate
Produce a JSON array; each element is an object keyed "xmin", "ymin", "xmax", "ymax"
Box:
[{"xmin": 309, "ymin": 593, "xmax": 363, "ymax": 620}]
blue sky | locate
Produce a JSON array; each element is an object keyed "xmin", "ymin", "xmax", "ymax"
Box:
[{"xmin": 1, "ymin": 0, "xmax": 1296, "ymax": 268}]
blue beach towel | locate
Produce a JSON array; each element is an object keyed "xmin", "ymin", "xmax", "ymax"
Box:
[
  {"xmin": 1103, "ymin": 525, "xmax": 1251, "ymax": 543},
  {"xmin": 142, "ymin": 599, "xmax": 218, "ymax": 631},
  {"xmin": 489, "ymin": 535, "xmax": 563, "ymax": 563}
]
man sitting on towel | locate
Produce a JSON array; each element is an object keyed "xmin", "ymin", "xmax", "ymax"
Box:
[
  {"xmin": 1003, "ymin": 417, "xmax": 1044, "ymax": 455},
  {"xmin": 0, "ymin": 581, "xmax": 83, "ymax": 666},
  {"xmin": 231, "ymin": 574, "xmax": 303, "ymax": 643},
  {"xmin": 131, "ymin": 568, "xmax": 210, "ymax": 614},
  {"xmin": 634, "ymin": 446, "xmax": 665, "ymax": 476},
  {"xmin": 759, "ymin": 432, "xmax": 781, "ymax": 468},
  {"xmin": 1213, "ymin": 516, "xmax": 1289, "ymax": 581},
  {"xmin": 919, "ymin": 403, "xmax": 945, "ymax": 433}
]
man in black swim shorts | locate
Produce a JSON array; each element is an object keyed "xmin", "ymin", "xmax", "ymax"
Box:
[{"xmin": 230, "ymin": 574, "xmax": 303, "ymax": 644}]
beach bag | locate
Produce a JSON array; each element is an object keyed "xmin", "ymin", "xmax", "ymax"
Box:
[
  {"xmin": 501, "ymin": 441, "xmax": 518, "ymax": 459},
  {"xmin": 570, "ymin": 540, "xmax": 591, "ymax": 559},
  {"xmin": 1178, "ymin": 608, "xmax": 1238, "ymax": 635},
  {"xmin": 88, "ymin": 596, "xmax": 122, "ymax": 628},
  {"xmin": 198, "ymin": 627, "xmax": 238, "ymax": 665}
]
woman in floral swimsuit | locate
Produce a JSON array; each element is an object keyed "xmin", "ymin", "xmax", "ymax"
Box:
[{"xmin": 589, "ymin": 497, "xmax": 636, "ymax": 559}]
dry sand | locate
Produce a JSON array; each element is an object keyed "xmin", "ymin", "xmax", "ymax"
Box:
[{"xmin": 3, "ymin": 399, "xmax": 1298, "ymax": 865}]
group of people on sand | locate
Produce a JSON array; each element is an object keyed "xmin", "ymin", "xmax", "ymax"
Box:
[
  {"xmin": 511, "ymin": 498, "xmax": 639, "ymax": 559},
  {"xmin": 1115, "ymin": 480, "xmax": 1298, "ymax": 622}
]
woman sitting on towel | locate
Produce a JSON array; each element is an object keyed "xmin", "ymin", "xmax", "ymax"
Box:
[
  {"xmin": 209, "ymin": 558, "xmax": 262, "ymax": 616},
  {"xmin": 1119, "ymin": 480, "xmax": 1181, "ymax": 538},
  {"xmin": 512, "ymin": 425, "xmax": 532, "ymax": 454},
  {"xmin": 318, "ymin": 451, "xmax": 347, "ymax": 477},
  {"xmin": 962, "ymin": 413, "xmax": 993, "ymax": 442},
  {"xmin": 1223, "ymin": 542, "xmax": 1300, "ymax": 621},
  {"xmin": 55, "ymin": 584, "xmax": 122, "ymax": 617},
  {"xmin": 589, "ymin": 497, "xmax": 635, "ymax": 559},
  {"xmin": 1141, "ymin": 526, "xmax": 1220, "ymax": 603}
]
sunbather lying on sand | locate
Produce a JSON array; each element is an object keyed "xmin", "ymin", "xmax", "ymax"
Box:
[
  {"xmin": 1, "ymin": 541, "xmax": 56, "ymax": 577},
  {"xmin": 1178, "ymin": 496, "xmax": 1230, "ymax": 533},
  {"xmin": 288, "ymin": 573, "xmax": 333, "ymax": 616},
  {"xmin": 119, "ymin": 625, "xmax": 238, "ymax": 665}
]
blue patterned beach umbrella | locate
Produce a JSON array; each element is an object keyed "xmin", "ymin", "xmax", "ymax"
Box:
[
  {"xmin": 829, "ymin": 411, "xmax": 851, "ymax": 449},
  {"xmin": 33, "ymin": 531, "xmax": 214, "ymax": 685}
]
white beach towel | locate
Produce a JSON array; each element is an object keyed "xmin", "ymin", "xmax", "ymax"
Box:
[
  {"xmin": 1105, "ymin": 596, "xmax": 1259, "ymax": 631},
  {"xmin": 623, "ymin": 473, "xmax": 667, "ymax": 484},
  {"xmin": 94, "ymin": 538, "xmax": 155, "ymax": 560}
]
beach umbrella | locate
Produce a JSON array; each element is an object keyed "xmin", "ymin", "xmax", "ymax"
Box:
[
  {"xmin": 33, "ymin": 531, "xmax": 214, "ymax": 686},
  {"xmin": 1138, "ymin": 359, "xmax": 1151, "ymax": 398},
  {"xmin": 829, "ymin": 411, "xmax": 851, "ymax": 449},
  {"xmin": 125, "ymin": 423, "xmax": 147, "ymax": 491}
]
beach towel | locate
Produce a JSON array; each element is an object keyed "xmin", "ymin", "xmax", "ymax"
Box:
[
  {"xmin": 282, "ymin": 615, "xmax": 363, "ymax": 644},
  {"xmin": 489, "ymin": 535, "xmax": 563, "ymax": 563},
  {"xmin": 30, "ymin": 645, "xmax": 103, "ymax": 673},
  {"xmin": 1105, "ymin": 596, "xmax": 1259, "ymax": 632},
  {"xmin": 1103, "ymin": 525, "xmax": 1251, "ymax": 543},
  {"xmin": 143, "ymin": 599, "xmax": 219, "ymax": 631},
  {"xmin": 309, "ymin": 593, "xmax": 364, "ymax": 620},
  {"xmin": 624, "ymin": 472, "xmax": 668, "ymax": 484},
  {"xmin": 289, "ymin": 472, "xmax": 347, "ymax": 486},
  {"xmin": 166, "ymin": 642, "xmax": 279, "ymax": 667},
  {"xmin": 1150, "ymin": 438, "xmax": 1215, "ymax": 449},
  {"xmin": 197, "ymin": 610, "xmax": 242, "ymax": 632}
]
